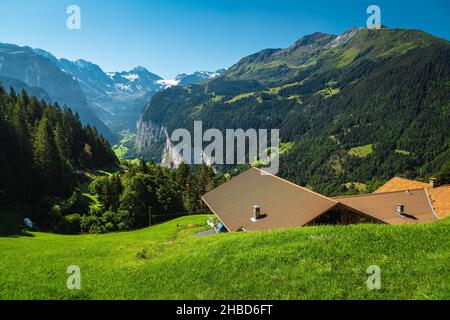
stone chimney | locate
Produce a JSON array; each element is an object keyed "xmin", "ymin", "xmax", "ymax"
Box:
[
  {"xmin": 396, "ymin": 203, "xmax": 405, "ymax": 216},
  {"xmin": 251, "ymin": 205, "xmax": 261, "ymax": 222}
]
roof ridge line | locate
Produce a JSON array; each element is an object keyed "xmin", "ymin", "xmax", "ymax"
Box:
[
  {"xmin": 253, "ymin": 167, "xmax": 338, "ymax": 204},
  {"xmin": 334, "ymin": 188, "xmax": 427, "ymax": 199},
  {"xmin": 392, "ymin": 176, "xmax": 429, "ymax": 183},
  {"xmin": 432, "ymin": 184, "xmax": 450, "ymax": 189},
  {"xmin": 424, "ymin": 188, "xmax": 439, "ymax": 219}
]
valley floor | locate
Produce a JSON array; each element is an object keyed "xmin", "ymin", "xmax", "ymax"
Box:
[{"xmin": 0, "ymin": 215, "xmax": 449, "ymax": 300}]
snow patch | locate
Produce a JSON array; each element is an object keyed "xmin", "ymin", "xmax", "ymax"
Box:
[
  {"xmin": 208, "ymin": 72, "xmax": 221, "ymax": 78},
  {"xmin": 106, "ymin": 72, "xmax": 116, "ymax": 80},
  {"xmin": 157, "ymin": 79, "xmax": 180, "ymax": 88},
  {"xmin": 115, "ymin": 83, "xmax": 132, "ymax": 92},
  {"xmin": 122, "ymin": 73, "xmax": 140, "ymax": 82}
]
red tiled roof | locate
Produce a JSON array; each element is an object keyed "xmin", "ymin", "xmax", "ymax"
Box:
[
  {"xmin": 427, "ymin": 185, "xmax": 450, "ymax": 219},
  {"xmin": 374, "ymin": 177, "xmax": 429, "ymax": 193},
  {"xmin": 376, "ymin": 177, "xmax": 450, "ymax": 219}
]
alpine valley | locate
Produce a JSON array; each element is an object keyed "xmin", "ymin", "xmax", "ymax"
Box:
[
  {"xmin": 1, "ymin": 2, "xmax": 450, "ymax": 301},
  {"xmin": 136, "ymin": 27, "xmax": 450, "ymax": 195},
  {"xmin": 0, "ymin": 42, "xmax": 225, "ymax": 143},
  {"xmin": 1, "ymin": 27, "xmax": 449, "ymax": 196}
]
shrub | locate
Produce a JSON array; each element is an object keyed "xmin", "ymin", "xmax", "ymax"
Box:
[
  {"xmin": 80, "ymin": 214, "xmax": 102, "ymax": 234},
  {"xmin": 136, "ymin": 249, "xmax": 148, "ymax": 259},
  {"xmin": 57, "ymin": 214, "xmax": 82, "ymax": 235}
]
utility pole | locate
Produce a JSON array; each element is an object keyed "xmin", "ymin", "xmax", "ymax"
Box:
[{"xmin": 148, "ymin": 207, "xmax": 152, "ymax": 227}]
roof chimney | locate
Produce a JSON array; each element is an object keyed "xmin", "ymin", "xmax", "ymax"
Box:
[
  {"xmin": 251, "ymin": 205, "xmax": 261, "ymax": 222},
  {"xmin": 396, "ymin": 203, "xmax": 405, "ymax": 216},
  {"xmin": 396, "ymin": 203, "xmax": 418, "ymax": 220},
  {"xmin": 430, "ymin": 178, "xmax": 437, "ymax": 189}
]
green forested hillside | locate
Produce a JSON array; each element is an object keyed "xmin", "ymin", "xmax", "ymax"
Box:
[
  {"xmin": 140, "ymin": 28, "xmax": 450, "ymax": 195},
  {"xmin": 73, "ymin": 161, "xmax": 216, "ymax": 234},
  {"xmin": 0, "ymin": 86, "xmax": 219, "ymax": 234},
  {"xmin": 0, "ymin": 87, "xmax": 118, "ymax": 227}
]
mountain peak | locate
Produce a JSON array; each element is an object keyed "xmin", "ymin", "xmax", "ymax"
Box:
[
  {"xmin": 327, "ymin": 27, "xmax": 365, "ymax": 47},
  {"xmin": 290, "ymin": 32, "xmax": 337, "ymax": 50},
  {"xmin": 74, "ymin": 59, "xmax": 97, "ymax": 69},
  {"xmin": 174, "ymin": 69, "xmax": 226, "ymax": 86},
  {"xmin": 32, "ymin": 48, "xmax": 58, "ymax": 62},
  {"xmin": 131, "ymin": 66, "xmax": 149, "ymax": 73}
]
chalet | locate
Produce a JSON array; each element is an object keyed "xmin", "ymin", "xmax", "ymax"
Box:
[
  {"xmin": 374, "ymin": 177, "xmax": 450, "ymax": 220},
  {"xmin": 202, "ymin": 168, "xmax": 449, "ymax": 232}
]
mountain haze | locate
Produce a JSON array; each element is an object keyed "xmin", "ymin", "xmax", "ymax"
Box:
[
  {"xmin": 31, "ymin": 49, "xmax": 165, "ymax": 134},
  {"xmin": 0, "ymin": 43, "xmax": 115, "ymax": 141},
  {"xmin": 31, "ymin": 48, "xmax": 225, "ymax": 135}
]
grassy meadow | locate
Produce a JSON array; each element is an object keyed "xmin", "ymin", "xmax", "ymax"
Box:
[{"xmin": 0, "ymin": 214, "xmax": 449, "ymax": 300}]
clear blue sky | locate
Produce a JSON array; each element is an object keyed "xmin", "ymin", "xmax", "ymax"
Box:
[{"xmin": 0, "ymin": 0, "xmax": 449, "ymax": 78}]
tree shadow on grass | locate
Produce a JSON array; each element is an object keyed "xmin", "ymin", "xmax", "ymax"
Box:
[
  {"xmin": 0, "ymin": 225, "xmax": 35, "ymax": 238},
  {"xmin": 0, "ymin": 212, "xmax": 35, "ymax": 238}
]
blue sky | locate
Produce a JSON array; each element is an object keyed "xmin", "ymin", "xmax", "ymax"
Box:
[{"xmin": 0, "ymin": 0, "xmax": 449, "ymax": 78}]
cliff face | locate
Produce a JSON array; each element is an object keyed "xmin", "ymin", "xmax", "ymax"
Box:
[
  {"xmin": 136, "ymin": 117, "xmax": 165, "ymax": 150},
  {"xmin": 136, "ymin": 117, "xmax": 184, "ymax": 168},
  {"xmin": 160, "ymin": 130, "xmax": 185, "ymax": 169},
  {"xmin": 136, "ymin": 117, "xmax": 214, "ymax": 168}
]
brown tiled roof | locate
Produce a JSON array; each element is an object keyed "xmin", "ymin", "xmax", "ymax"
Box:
[
  {"xmin": 335, "ymin": 189, "xmax": 438, "ymax": 224},
  {"xmin": 427, "ymin": 185, "xmax": 450, "ymax": 219},
  {"xmin": 374, "ymin": 177, "xmax": 429, "ymax": 193},
  {"xmin": 203, "ymin": 169, "xmax": 440, "ymax": 232},
  {"xmin": 202, "ymin": 168, "xmax": 338, "ymax": 231}
]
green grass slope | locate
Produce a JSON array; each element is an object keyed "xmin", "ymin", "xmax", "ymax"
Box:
[{"xmin": 1, "ymin": 216, "xmax": 449, "ymax": 300}]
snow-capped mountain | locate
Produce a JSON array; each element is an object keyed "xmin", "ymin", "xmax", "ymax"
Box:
[
  {"xmin": 156, "ymin": 79, "xmax": 181, "ymax": 89},
  {"xmin": 0, "ymin": 43, "xmax": 115, "ymax": 141},
  {"xmin": 175, "ymin": 69, "xmax": 226, "ymax": 86},
  {"xmin": 32, "ymin": 49, "xmax": 165, "ymax": 133},
  {"xmin": 31, "ymin": 47, "xmax": 225, "ymax": 134},
  {"xmin": 33, "ymin": 49, "xmax": 114, "ymax": 95},
  {"xmin": 33, "ymin": 49, "xmax": 163, "ymax": 98},
  {"xmin": 106, "ymin": 66, "xmax": 162, "ymax": 94},
  {"xmin": 158, "ymin": 69, "xmax": 226, "ymax": 88}
]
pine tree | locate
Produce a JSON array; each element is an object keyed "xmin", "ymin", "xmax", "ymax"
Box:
[
  {"xmin": 80, "ymin": 143, "xmax": 93, "ymax": 168},
  {"xmin": 182, "ymin": 174, "xmax": 201, "ymax": 214},
  {"xmin": 176, "ymin": 162, "xmax": 190, "ymax": 188},
  {"xmin": 438, "ymin": 159, "xmax": 450, "ymax": 185},
  {"xmin": 195, "ymin": 164, "xmax": 215, "ymax": 214},
  {"xmin": 108, "ymin": 174, "xmax": 123, "ymax": 212},
  {"xmin": 25, "ymin": 96, "xmax": 43, "ymax": 129},
  {"xmin": 11, "ymin": 95, "xmax": 33, "ymax": 202},
  {"xmin": 33, "ymin": 117, "xmax": 62, "ymax": 197},
  {"xmin": 119, "ymin": 174, "xmax": 152, "ymax": 228},
  {"xmin": 54, "ymin": 122, "xmax": 71, "ymax": 164},
  {"xmin": 138, "ymin": 158, "xmax": 149, "ymax": 174}
]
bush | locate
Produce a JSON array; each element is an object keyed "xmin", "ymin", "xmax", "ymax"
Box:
[
  {"xmin": 63, "ymin": 190, "xmax": 88, "ymax": 216},
  {"xmin": 88, "ymin": 177, "xmax": 108, "ymax": 196},
  {"xmin": 116, "ymin": 210, "xmax": 130, "ymax": 230},
  {"xmin": 136, "ymin": 249, "xmax": 148, "ymax": 259},
  {"xmin": 80, "ymin": 214, "xmax": 103, "ymax": 234},
  {"xmin": 29, "ymin": 198, "xmax": 64, "ymax": 231},
  {"xmin": 57, "ymin": 214, "xmax": 82, "ymax": 235}
]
